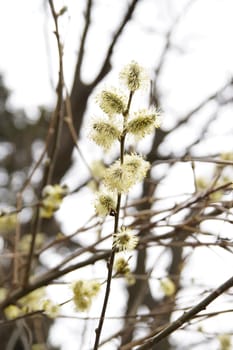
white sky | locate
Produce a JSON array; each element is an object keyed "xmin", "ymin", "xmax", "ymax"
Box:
[
  {"xmin": 1, "ymin": 0, "xmax": 233, "ymax": 115},
  {"xmin": 0, "ymin": 1, "xmax": 233, "ymax": 349}
]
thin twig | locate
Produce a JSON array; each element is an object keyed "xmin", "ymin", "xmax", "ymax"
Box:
[
  {"xmin": 136, "ymin": 275, "xmax": 233, "ymax": 349},
  {"xmin": 23, "ymin": 0, "xmax": 65, "ymax": 287},
  {"xmin": 93, "ymin": 91, "xmax": 134, "ymax": 349}
]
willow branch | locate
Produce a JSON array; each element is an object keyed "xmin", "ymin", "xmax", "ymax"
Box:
[
  {"xmin": 91, "ymin": 0, "xmax": 139, "ymax": 87},
  {"xmin": 136, "ymin": 275, "xmax": 233, "ymax": 349},
  {"xmin": 93, "ymin": 90, "xmax": 134, "ymax": 349},
  {"xmin": 0, "ymin": 252, "xmax": 109, "ymax": 311},
  {"xmin": 75, "ymin": 0, "xmax": 93, "ymax": 79},
  {"xmin": 23, "ymin": 0, "xmax": 65, "ymax": 287}
]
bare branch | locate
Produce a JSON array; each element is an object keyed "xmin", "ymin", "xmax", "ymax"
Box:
[
  {"xmin": 136, "ymin": 275, "xmax": 233, "ymax": 349},
  {"xmin": 155, "ymin": 0, "xmax": 197, "ymax": 79},
  {"xmin": 75, "ymin": 0, "xmax": 93, "ymax": 79},
  {"xmin": 0, "ymin": 252, "xmax": 109, "ymax": 310},
  {"xmin": 171, "ymin": 79, "xmax": 233, "ymax": 133},
  {"xmin": 91, "ymin": 0, "xmax": 140, "ymax": 87}
]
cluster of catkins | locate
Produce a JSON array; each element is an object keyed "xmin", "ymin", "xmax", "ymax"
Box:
[
  {"xmin": 91, "ymin": 61, "xmax": 160, "ymax": 211},
  {"xmin": 91, "ymin": 61, "xmax": 161, "ymax": 252},
  {"xmin": 42, "ymin": 62, "xmax": 161, "ymax": 313}
]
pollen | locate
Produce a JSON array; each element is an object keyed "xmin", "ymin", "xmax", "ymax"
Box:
[
  {"xmin": 114, "ymin": 257, "xmax": 130, "ymax": 275},
  {"xmin": 94, "ymin": 191, "xmax": 116, "ymax": 217},
  {"xmin": 40, "ymin": 184, "xmax": 68, "ymax": 219},
  {"xmin": 97, "ymin": 89, "xmax": 126, "ymax": 116},
  {"xmin": 72, "ymin": 280, "xmax": 101, "ymax": 312},
  {"xmin": 119, "ymin": 61, "xmax": 149, "ymax": 92},
  {"xmin": 113, "ymin": 227, "xmax": 138, "ymax": 251},
  {"xmin": 127, "ymin": 108, "xmax": 161, "ymax": 139},
  {"xmin": 104, "ymin": 154, "xmax": 150, "ymax": 193},
  {"xmin": 90, "ymin": 119, "xmax": 121, "ymax": 150},
  {"xmin": 160, "ymin": 277, "xmax": 176, "ymax": 297}
]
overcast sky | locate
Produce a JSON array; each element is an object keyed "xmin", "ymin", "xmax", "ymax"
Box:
[
  {"xmin": 1, "ymin": 0, "xmax": 233, "ymax": 116},
  {"xmin": 1, "ymin": 1, "xmax": 233, "ymax": 349}
]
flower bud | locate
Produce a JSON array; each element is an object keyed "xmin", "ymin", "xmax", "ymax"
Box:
[
  {"xmin": 97, "ymin": 89, "xmax": 126, "ymax": 116},
  {"xmin": 90, "ymin": 119, "xmax": 121, "ymax": 150},
  {"xmin": 119, "ymin": 61, "xmax": 149, "ymax": 91}
]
